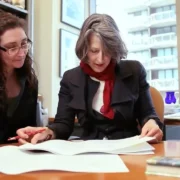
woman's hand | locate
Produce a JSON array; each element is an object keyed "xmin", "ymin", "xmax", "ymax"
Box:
[
  {"xmin": 16, "ymin": 126, "xmax": 55, "ymax": 144},
  {"xmin": 140, "ymin": 119, "xmax": 163, "ymax": 143}
]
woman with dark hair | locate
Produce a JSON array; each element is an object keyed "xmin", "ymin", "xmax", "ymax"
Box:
[
  {"xmin": 17, "ymin": 13, "xmax": 163, "ymax": 144},
  {"xmin": 0, "ymin": 10, "xmax": 38, "ymax": 143}
]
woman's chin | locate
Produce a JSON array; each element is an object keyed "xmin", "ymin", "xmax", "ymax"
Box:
[
  {"xmin": 13, "ymin": 63, "xmax": 24, "ymax": 69},
  {"xmin": 93, "ymin": 67, "xmax": 106, "ymax": 73}
]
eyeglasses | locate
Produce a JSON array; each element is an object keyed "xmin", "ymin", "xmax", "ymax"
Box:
[{"xmin": 0, "ymin": 40, "xmax": 32, "ymax": 56}]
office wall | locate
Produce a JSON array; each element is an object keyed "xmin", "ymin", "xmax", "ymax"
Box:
[{"xmin": 34, "ymin": 0, "xmax": 90, "ymax": 116}]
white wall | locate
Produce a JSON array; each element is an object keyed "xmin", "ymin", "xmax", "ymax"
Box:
[{"xmin": 34, "ymin": 0, "xmax": 90, "ymax": 117}]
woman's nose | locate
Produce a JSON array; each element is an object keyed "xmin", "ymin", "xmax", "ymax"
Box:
[
  {"xmin": 17, "ymin": 48, "xmax": 26, "ymax": 56},
  {"xmin": 96, "ymin": 52, "xmax": 103, "ymax": 64}
]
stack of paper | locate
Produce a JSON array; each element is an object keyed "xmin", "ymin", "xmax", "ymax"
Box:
[
  {"xmin": 0, "ymin": 136, "xmax": 154, "ymax": 174},
  {"xmin": 0, "ymin": 146, "xmax": 128, "ymax": 174},
  {"xmin": 19, "ymin": 135, "xmax": 155, "ymax": 155}
]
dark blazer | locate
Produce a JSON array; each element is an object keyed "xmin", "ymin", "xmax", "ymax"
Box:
[
  {"xmin": 0, "ymin": 79, "xmax": 38, "ymax": 143},
  {"xmin": 48, "ymin": 60, "xmax": 163, "ymax": 140}
]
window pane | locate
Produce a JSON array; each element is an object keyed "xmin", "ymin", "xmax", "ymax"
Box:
[
  {"xmin": 165, "ymin": 69, "xmax": 172, "ymax": 78},
  {"xmin": 171, "ymin": 5, "xmax": 176, "ymax": 11},
  {"xmin": 172, "ymin": 26, "xmax": 176, "ymax": 33},
  {"xmin": 155, "ymin": 7, "xmax": 163, "ymax": 13},
  {"xmin": 174, "ymin": 69, "xmax": 178, "ymax": 79},
  {"xmin": 158, "ymin": 70, "xmax": 165, "ymax": 79},
  {"xmin": 156, "ymin": 28, "xmax": 163, "ymax": 34},
  {"xmin": 173, "ymin": 48, "xmax": 177, "ymax": 56},
  {"xmin": 142, "ymin": 30, "xmax": 148, "ymax": 36},
  {"xmin": 165, "ymin": 48, "xmax": 171, "ymax": 56},
  {"xmin": 146, "ymin": 70, "xmax": 150, "ymax": 80},
  {"xmin": 142, "ymin": 50, "xmax": 149, "ymax": 57},
  {"xmin": 163, "ymin": 5, "xmax": 170, "ymax": 11},
  {"xmin": 142, "ymin": 10, "xmax": 148, "ymax": 16},
  {"xmin": 157, "ymin": 49, "xmax": 164, "ymax": 56},
  {"xmin": 164, "ymin": 27, "xmax": 171, "ymax": 33},
  {"xmin": 134, "ymin": 11, "xmax": 141, "ymax": 16},
  {"xmin": 136, "ymin": 31, "xmax": 141, "ymax": 37}
]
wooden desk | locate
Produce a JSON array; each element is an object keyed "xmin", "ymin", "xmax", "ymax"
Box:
[
  {"xmin": 165, "ymin": 119, "xmax": 180, "ymax": 125},
  {"xmin": 0, "ymin": 141, "xmax": 179, "ymax": 180},
  {"xmin": 164, "ymin": 117, "xmax": 180, "ymax": 125}
]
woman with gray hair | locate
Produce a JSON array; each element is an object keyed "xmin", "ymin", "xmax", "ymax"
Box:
[{"xmin": 17, "ymin": 13, "xmax": 163, "ymax": 144}]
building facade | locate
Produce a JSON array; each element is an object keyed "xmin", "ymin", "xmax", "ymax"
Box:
[{"xmin": 126, "ymin": 0, "xmax": 177, "ymax": 99}]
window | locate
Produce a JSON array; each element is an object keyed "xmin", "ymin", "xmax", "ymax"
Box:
[
  {"xmin": 142, "ymin": 10, "xmax": 148, "ymax": 16},
  {"xmin": 152, "ymin": 69, "xmax": 177, "ymax": 79},
  {"xmin": 137, "ymin": 50, "xmax": 149, "ymax": 57},
  {"xmin": 173, "ymin": 47, "xmax": 177, "ymax": 56},
  {"xmin": 158, "ymin": 70, "xmax": 165, "ymax": 79},
  {"xmin": 171, "ymin": 5, "xmax": 176, "ymax": 12},
  {"xmin": 172, "ymin": 26, "xmax": 176, "ymax": 33},
  {"xmin": 146, "ymin": 70, "xmax": 150, "ymax": 81},
  {"xmin": 165, "ymin": 48, "xmax": 171, "ymax": 56},
  {"xmin": 157, "ymin": 49, "xmax": 164, "ymax": 56},
  {"xmin": 155, "ymin": 5, "xmax": 175, "ymax": 13},
  {"xmin": 129, "ymin": 10, "xmax": 148, "ymax": 17},
  {"xmin": 174, "ymin": 69, "xmax": 178, "ymax": 79},
  {"xmin": 156, "ymin": 26, "xmax": 176, "ymax": 34},
  {"xmin": 155, "ymin": 7, "xmax": 163, "ymax": 13},
  {"xmin": 130, "ymin": 30, "xmax": 148, "ymax": 37},
  {"xmin": 95, "ymin": 0, "xmax": 178, "ymax": 109},
  {"xmin": 163, "ymin": 6, "xmax": 170, "ymax": 11},
  {"xmin": 165, "ymin": 69, "xmax": 173, "ymax": 78},
  {"xmin": 134, "ymin": 11, "xmax": 141, "ymax": 16},
  {"xmin": 157, "ymin": 48, "xmax": 177, "ymax": 56}
]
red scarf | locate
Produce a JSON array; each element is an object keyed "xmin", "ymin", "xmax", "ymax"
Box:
[{"xmin": 80, "ymin": 61, "xmax": 115, "ymax": 119}]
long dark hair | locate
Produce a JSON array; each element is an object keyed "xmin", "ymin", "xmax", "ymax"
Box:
[{"xmin": 0, "ymin": 10, "xmax": 37, "ymax": 112}]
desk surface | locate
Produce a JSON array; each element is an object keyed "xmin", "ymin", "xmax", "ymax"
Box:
[
  {"xmin": 164, "ymin": 118, "xmax": 180, "ymax": 125},
  {"xmin": 0, "ymin": 141, "xmax": 180, "ymax": 180}
]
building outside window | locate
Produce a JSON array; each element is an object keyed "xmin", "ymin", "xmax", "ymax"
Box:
[{"xmin": 94, "ymin": 0, "xmax": 178, "ymax": 113}]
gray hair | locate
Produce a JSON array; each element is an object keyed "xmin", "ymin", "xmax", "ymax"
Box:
[{"xmin": 75, "ymin": 13, "xmax": 128, "ymax": 62}]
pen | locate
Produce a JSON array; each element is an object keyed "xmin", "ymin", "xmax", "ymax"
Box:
[{"xmin": 7, "ymin": 129, "xmax": 46, "ymax": 141}]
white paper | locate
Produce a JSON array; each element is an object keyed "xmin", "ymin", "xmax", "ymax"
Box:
[
  {"xmin": 119, "ymin": 151, "xmax": 154, "ymax": 155},
  {"xmin": 19, "ymin": 136, "xmax": 155, "ymax": 155},
  {"xmin": 110, "ymin": 141, "xmax": 154, "ymax": 154},
  {"xmin": 0, "ymin": 146, "xmax": 129, "ymax": 175}
]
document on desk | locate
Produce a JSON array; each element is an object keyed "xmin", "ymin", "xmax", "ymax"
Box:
[
  {"xmin": 0, "ymin": 146, "xmax": 129, "ymax": 175},
  {"xmin": 19, "ymin": 135, "xmax": 155, "ymax": 155}
]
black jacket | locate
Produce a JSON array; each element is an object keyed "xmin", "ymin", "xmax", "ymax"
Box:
[
  {"xmin": 49, "ymin": 60, "xmax": 163, "ymax": 140},
  {"xmin": 0, "ymin": 79, "xmax": 38, "ymax": 143}
]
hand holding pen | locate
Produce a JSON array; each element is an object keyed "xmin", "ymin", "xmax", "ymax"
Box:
[
  {"xmin": 8, "ymin": 129, "xmax": 46, "ymax": 141},
  {"xmin": 15, "ymin": 127, "xmax": 55, "ymax": 144}
]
